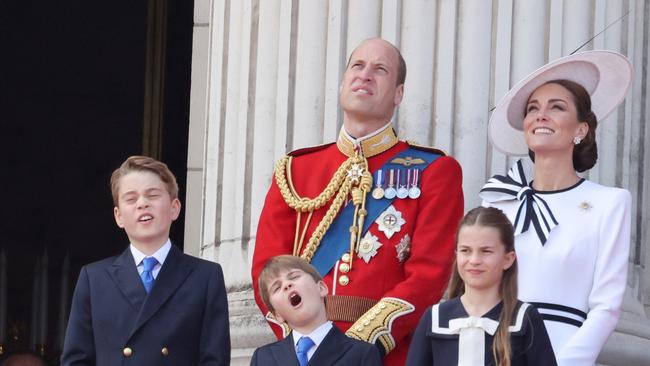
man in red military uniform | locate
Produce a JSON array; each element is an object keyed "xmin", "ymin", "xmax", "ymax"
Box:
[{"xmin": 252, "ymin": 38, "xmax": 463, "ymax": 365}]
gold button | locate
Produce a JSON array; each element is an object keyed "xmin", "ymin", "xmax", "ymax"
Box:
[
  {"xmin": 373, "ymin": 308, "xmax": 381, "ymax": 315},
  {"xmin": 369, "ymin": 314, "xmax": 376, "ymax": 320},
  {"xmin": 356, "ymin": 325, "xmax": 364, "ymax": 332},
  {"xmin": 338, "ymin": 275, "xmax": 349, "ymax": 286},
  {"xmin": 341, "ymin": 253, "xmax": 351, "ymax": 263},
  {"xmin": 379, "ymin": 303, "xmax": 387, "ymax": 309},
  {"xmin": 161, "ymin": 347, "xmax": 169, "ymax": 356},
  {"xmin": 123, "ymin": 347, "xmax": 133, "ymax": 357},
  {"xmin": 363, "ymin": 320, "xmax": 370, "ymax": 326},
  {"xmin": 339, "ymin": 263, "xmax": 350, "ymax": 273}
]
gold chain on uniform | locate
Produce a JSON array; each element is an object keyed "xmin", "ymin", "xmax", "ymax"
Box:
[{"xmin": 274, "ymin": 153, "xmax": 373, "ymax": 267}]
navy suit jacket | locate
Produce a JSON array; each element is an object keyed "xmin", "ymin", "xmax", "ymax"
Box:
[
  {"xmin": 250, "ymin": 326, "xmax": 382, "ymax": 366},
  {"xmin": 61, "ymin": 245, "xmax": 230, "ymax": 366}
]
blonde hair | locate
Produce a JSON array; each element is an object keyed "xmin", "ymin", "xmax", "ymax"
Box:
[
  {"xmin": 257, "ymin": 255, "xmax": 322, "ymax": 313},
  {"xmin": 110, "ymin": 156, "xmax": 179, "ymax": 206},
  {"xmin": 448, "ymin": 207, "xmax": 517, "ymax": 366}
]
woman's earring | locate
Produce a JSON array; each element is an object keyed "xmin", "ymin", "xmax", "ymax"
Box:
[{"xmin": 573, "ymin": 136, "xmax": 582, "ymax": 145}]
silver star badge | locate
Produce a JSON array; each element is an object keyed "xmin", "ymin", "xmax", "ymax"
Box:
[
  {"xmin": 347, "ymin": 163, "xmax": 364, "ymax": 184},
  {"xmin": 396, "ymin": 234, "xmax": 411, "ymax": 263},
  {"xmin": 375, "ymin": 205, "xmax": 406, "ymax": 239},
  {"xmin": 357, "ymin": 232, "xmax": 382, "ymax": 263}
]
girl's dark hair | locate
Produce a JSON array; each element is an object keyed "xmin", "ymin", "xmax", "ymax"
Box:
[
  {"xmin": 448, "ymin": 207, "xmax": 517, "ymax": 366},
  {"xmin": 527, "ymin": 79, "xmax": 598, "ymax": 172}
]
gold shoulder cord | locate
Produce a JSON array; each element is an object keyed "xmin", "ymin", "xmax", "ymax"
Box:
[{"xmin": 274, "ymin": 153, "xmax": 372, "ymax": 269}]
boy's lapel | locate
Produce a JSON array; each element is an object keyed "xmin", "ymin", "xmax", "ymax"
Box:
[
  {"xmin": 130, "ymin": 245, "xmax": 194, "ymax": 337},
  {"xmin": 274, "ymin": 334, "xmax": 300, "ymax": 366},
  {"xmin": 107, "ymin": 248, "xmax": 146, "ymax": 311},
  {"xmin": 309, "ymin": 326, "xmax": 353, "ymax": 365}
]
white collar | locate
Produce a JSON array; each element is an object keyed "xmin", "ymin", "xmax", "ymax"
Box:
[
  {"xmin": 130, "ymin": 239, "xmax": 172, "ymax": 267},
  {"xmin": 292, "ymin": 321, "xmax": 333, "ymax": 349}
]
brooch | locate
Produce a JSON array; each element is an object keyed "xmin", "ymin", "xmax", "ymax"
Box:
[{"xmin": 578, "ymin": 201, "xmax": 593, "ymax": 211}]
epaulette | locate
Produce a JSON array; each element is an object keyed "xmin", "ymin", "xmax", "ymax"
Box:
[
  {"xmin": 406, "ymin": 140, "xmax": 448, "ymax": 156},
  {"xmin": 287, "ymin": 142, "xmax": 335, "ymax": 157}
]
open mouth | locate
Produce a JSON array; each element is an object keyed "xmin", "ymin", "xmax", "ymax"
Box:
[
  {"xmin": 289, "ymin": 292, "xmax": 302, "ymax": 307},
  {"xmin": 533, "ymin": 127, "xmax": 554, "ymax": 135},
  {"xmin": 138, "ymin": 215, "xmax": 153, "ymax": 222},
  {"xmin": 352, "ymin": 86, "xmax": 373, "ymax": 95}
]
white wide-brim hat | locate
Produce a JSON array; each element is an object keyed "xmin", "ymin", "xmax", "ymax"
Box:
[{"xmin": 489, "ymin": 50, "xmax": 633, "ymax": 156}]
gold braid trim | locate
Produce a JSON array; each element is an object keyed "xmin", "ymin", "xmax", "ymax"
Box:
[
  {"xmin": 345, "ymin": 297, "xmax": 415, "ymax": 354},
  {"xmin": 274, "ymin": 153, "xmax": 371, "ymax": 264},
  {"xmin": 300, "ymin": 181, "xmax": 352, "ymax": 262},
  {"xmin": 274, "ymin": 155, "xmax": 353, "ymax": 212},
  {"xmin": 265, "ymin": 311, "xmax": 292, "ymax": 338}
]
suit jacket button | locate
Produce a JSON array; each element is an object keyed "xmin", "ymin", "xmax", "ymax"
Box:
[
  {"xmin": 161, "ymin": 347, "xmax": 169, "ymax": 356},
  {"xmin": 123, "ymin": 347, "xmax": 133, "ymax": 357}
]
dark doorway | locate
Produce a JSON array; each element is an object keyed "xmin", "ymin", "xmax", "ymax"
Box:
[{"xmin": 0, "ymin": 0, "xmax": 194, "ymax": 364}]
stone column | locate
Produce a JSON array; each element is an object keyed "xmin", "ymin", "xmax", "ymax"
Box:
[{"xmin": 185, "ymin": 1, "xmax": 650, "ymax": 364}]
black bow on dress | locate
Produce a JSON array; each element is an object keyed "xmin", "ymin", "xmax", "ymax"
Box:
[{"xmin": 480, "ymin": 160, "xmax": 558, "ymax": 245}]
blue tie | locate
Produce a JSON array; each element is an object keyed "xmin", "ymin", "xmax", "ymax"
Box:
[
  {"xmin": 140, "ymin": 257, "xmax": 158, "ymax": 293},
  {"xmin": 296, "ymin": 336, "xmax": 314, "ymax": 366}
]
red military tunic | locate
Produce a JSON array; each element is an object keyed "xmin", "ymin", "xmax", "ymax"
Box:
[{"xmin": 252, "ymin": 125, "xmax": 463, "ymax": 365}]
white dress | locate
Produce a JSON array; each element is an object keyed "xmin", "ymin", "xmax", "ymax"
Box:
[{"xmin": 481, "ymin": 161, "xmax": 631, "ymax": 366}]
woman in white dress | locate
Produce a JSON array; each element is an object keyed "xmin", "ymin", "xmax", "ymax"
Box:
[{"xmin": 480, "ymin": 51, "xmax": 633, "ymax": 366}]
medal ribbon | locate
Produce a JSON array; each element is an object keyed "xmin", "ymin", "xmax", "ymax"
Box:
[
  {"xmin": 310, "ymin": 148, "xmax": 441, "ymax": 276},
  {"xmin": 375, "ymin": 169, "xmax": 383, "ymax": 188}
]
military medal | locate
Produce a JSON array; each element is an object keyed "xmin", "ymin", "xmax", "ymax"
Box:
[
  {"xmin": 396, "ymin": 169, "xmax": 409, "ymax": 199},
  {"xmin": 375, "ymin": 205, "xmax": 406, "ymax": 238},
  {"xmin": 357, "ymin": 232, "xmax": 382, "ymax": 263},
  {"xmin": 347, "ymin": 163, "xmax": 364, "ymax": 184},
  {"xmin": 396, "ymin": 234, "xmax": 411, "ymax": 263},
  {"xmin": 372, "ymin": 169, "xmax": 385, "ymax": 200},
  {"xmin": 409, "ymin": 169, "xmax": 421, "ymax": 199},
  {"xmin": 384, "ymin": 169, "xmax": 397, "ymax": 199}
]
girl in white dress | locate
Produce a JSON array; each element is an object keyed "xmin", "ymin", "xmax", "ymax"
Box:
[{"xmin": 480, "ymin": 51, "xmax": 633, "ymax": 366}]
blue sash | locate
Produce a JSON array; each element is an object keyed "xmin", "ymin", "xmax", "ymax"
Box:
[{"xmin": 311, "ymin": 147, "xmax": 441, "ymax": 276}]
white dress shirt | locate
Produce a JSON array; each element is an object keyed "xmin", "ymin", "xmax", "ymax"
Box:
[
  {"xmin": 292, "ymin": 321, "xmax": 333, "ymax": 361},
  {"xmin": 130, "ymin": 239, "xmax": 172, "ymax": 279}
]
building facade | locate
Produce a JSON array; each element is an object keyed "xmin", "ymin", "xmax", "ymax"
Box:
[{"xmin": 185, "ymin": 1, "xmax": 650, "ymax": 364}]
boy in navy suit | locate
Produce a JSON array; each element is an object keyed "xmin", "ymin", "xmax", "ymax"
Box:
[
  {"xmin": 252, "ymin": 255, "xmax": 381, "ymax": 366},
  {"xmin": 62, "ymin": 156, "xmax": 230, "ymax": 366}
]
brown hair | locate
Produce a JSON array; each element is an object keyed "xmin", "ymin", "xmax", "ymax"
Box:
[
  {"xmin": 110, "ymin": 156, "xmax": 179, "ymax": 206},
  {"xmin": 527, "ymin": 79, "xmax": 598, "ymax": 172},
  {"xmin": 258, "ymin": 255, "xmax": 323, "ymax": 313},
  {"xmin": 448, "ymin": 207, "xmax": 517, "ymax": 366},
  {"xmin": 346, "ymin": 38, "xmax": 407, "ymax": 86}
]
